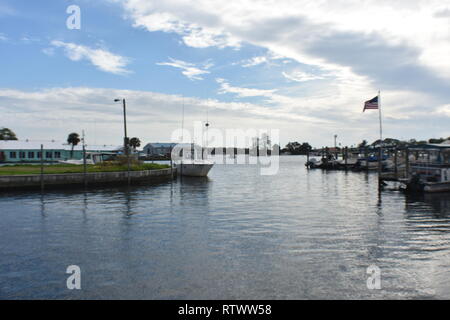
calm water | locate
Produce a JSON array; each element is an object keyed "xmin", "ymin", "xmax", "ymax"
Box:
[{"xmin": 1, "ymin": 156, "xmax": 450, "ymax": 299}]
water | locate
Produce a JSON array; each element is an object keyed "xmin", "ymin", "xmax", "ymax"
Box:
[{"xmin": 1, "ymin": 156, "xmax": 450, "ymax": 299}]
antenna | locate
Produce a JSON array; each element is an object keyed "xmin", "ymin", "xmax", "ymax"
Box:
[{"xmin": 181, "ymin": 97, "xmax": 185, "ymax": 144}]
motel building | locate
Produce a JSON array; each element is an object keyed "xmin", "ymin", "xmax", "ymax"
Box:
[{"xmin": 0, "ymin": 140, "xmax": 121, "ymax": 163}]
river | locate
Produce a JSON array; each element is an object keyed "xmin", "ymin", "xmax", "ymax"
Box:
[{"xmin": 1, "ymin": 156, "xmax": 450, "ymax": 299}]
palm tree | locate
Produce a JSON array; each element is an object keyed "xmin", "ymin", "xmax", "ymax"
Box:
[
  {"xmin": 67, "ymin": 133, "xmax": 81, "ymax": 158},
  {"xmin": 0, "ymin": 128, "xmax": 18, "ymax": 140},
  {"xmin": 129, "ymin": 137, "xmax": 141, "ymax": 151}
]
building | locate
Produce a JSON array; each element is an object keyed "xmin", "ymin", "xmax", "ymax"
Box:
[
  {"xmin": 0, "ymin": 140, "xmax": 121, "ymax": 163},
  {"xmin": 143, "ymin": 143, "xmax": 176, "ymax": 156}
]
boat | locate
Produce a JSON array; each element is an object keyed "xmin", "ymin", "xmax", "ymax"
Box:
[
  {"xmin": 58, "ymin": 152, "xmax": 111, "ymax": 165},
  {"xmin": 178, "ymin": 159, "xmax": 214, "ymax": 177},
  {"xmin": 400, "ymin": 142, "xmax": 450, "ymax": 193},
  {"xmin": 174, "ymin": 99, "xmax": 214, "ymax": 177}
]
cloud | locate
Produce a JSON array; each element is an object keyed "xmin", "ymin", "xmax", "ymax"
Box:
[
  {"xmin": 125, "ymin": 5, "xmax": 240, "ymax": 48},
  {"xmin": 433, "ymin": 8, "xmax": 450, "ymax": 18},
  {"xmin": 118, "ymin": 0, "xmax": 450, "ymax": 100},
  {"xmin": 42, "ymin": 47, "xmax": 55, "ymax": 56},
  {"xmin": 282, "ymin": 71, "xmax": 324, "ymax": 82},
  {"xmin": 241, "ymin": 56, "xmax": 268, "ymax": 68},
  {"xmin": 0, "ymin": 86, "xmax": 331, "ymax": 146},
  {"xmin": 216, "ymin": 78, "xmax": 276, "ymax": 99},
  {"xmin": 435, "ymin": 104, "xmax": 450, "ymax": 117},
  {"xmin": 51, "ymin": 40, "xmax": 131, "ymax": 75},
  {"xmin": 157, "ymin": 57, "xmax": 212, "ymax": 80}
]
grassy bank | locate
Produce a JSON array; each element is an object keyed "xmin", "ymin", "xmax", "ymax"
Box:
[{"xmin": 0, "ymin": 163, "xmax": 170, "ymax": 176}]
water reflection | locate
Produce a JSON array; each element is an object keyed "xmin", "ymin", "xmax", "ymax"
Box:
[
  {"xmin": 1, "ymin": 156, "xmax": 450, "ymax": 299},
  {"xmin": 405, "ymin": 192, "xmax": 450, "ymax": 218}
]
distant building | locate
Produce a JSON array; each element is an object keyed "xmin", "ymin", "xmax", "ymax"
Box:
[
  {"xmin": 143, "ymin": 143, "xmax": 176, "ymax": 156},
  {"xmin": 0, "ymin": 140, "xmax": 121, "ymax": 163}
]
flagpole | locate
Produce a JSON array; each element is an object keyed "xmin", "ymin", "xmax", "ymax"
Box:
[{"xmin": 378, "ymin": 90, "xmax": 383, "ymax": 189}]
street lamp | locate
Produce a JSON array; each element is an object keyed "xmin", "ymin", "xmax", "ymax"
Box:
[
  {"xmin": 114, "ymin": 98, "xmax": 131, "ymax": 184},
  {"xmin": 334, "ymin": 134, "xmax": 338, "ymax": 158}
]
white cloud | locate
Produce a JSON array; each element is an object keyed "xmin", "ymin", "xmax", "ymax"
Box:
[
  {"xmin": 157, "ymin": 57, "xmax": 212, "ymax": 80},
  {"xmin": 282, "ymin": 71, "xmax": 324, "ymax": 82},
  {"xmin": 216, "ymin": 78, "xmax": 276, "ymax": 99},
  {"xmin": 241, "ymin": 56, "xmax": 268, "ymax": 68},
  {"xmin": 435, "ymin": 104, "xmax": 450, "ymax": 117},
  {"xmin": 0, "ymin": 87, "xmax": 331, "ymax": 146},
  {"xmin": 42, "ymin": 47, "xmax": 55, "ymax": 56},
  {"xmin": 0, "ymin": 33, "xmax": 7, "ymax": 41},
  {"xmin": 51, "ymin": 40, "xmax": 131, "ymax": 75},
  {"xmin": 118, "ymin": 0, "xmax": 450, "ymax": 94}
]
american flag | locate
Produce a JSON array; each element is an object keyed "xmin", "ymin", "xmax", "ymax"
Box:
[{"xmin": 363, "ymin": 96, "xmax": 379, "ymax": 112}]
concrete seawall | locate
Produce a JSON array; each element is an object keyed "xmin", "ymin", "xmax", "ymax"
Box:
[{"xmin": 0, "ymin": 168, "xmax": 176, "ymax": 191}]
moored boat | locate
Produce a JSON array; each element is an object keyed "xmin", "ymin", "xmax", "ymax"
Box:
[{"xmin": 400, "ymin": 142, "xmax": 450, "ymax": 193}]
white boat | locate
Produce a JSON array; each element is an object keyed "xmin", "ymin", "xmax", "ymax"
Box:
[
  {"xmin": 178, "ymin": 160, "xmax": 214, "ymax": 177},
  {"xmin": 58, "ymin": 152, "xmax": 106, "ymax": 165}
]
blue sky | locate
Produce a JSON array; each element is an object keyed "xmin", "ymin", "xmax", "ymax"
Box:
[{"xmin": 1, "ymin": 0, "xmax": 450, "ymax": 147}]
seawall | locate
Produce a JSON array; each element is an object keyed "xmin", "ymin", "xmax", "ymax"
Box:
[{"xmin": 0, "ymin": 168, "xmax": 176, "ymax": 191}]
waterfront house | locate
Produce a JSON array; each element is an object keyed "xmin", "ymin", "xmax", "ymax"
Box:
[
  {"xmin": 143, "ymin": 143, "xmax": 176, "ymax": 157},
  {"xmin": 0, "ymin": 140, "xmax": 121, "ymax": 163}
]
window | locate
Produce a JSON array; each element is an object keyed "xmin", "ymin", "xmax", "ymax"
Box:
[
  {"xmin": 9, "ymin": 152, "xmax": 16, "ymax": 159},
  {"xmin": 54, "ymin": 152, "xmax": 61, "ymax": 158},
  {"xmin": 19, "ymin": 152, "xmax": 26, "ymax": 159},
  {"xmin": 37, "ymin": 152, "xmax": 42, "ymax": 159},
  {"xmin": 28, "ymin": 152, "xmax": 34, "ymax": 159},
  {"xmin": 46, "ymin": 151, "xmax": 53, "ymax": 158}
]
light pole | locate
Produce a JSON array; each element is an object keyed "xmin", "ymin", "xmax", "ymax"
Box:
[
  {"xmin": 114, "ymin": 98, "xmax": 131, "ymax": 184},
  {"xmin": 334, "ymin": 134, "xmax": 338, "ymax": 158}
]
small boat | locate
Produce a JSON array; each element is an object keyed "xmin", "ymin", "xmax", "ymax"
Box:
[
  {"xmin": 178, "ymin": 160, "xmax": 214, "ymax": 177},
  {"xmin": 58, "ymin": 152, "xmax": 107, "ymax": 165}
]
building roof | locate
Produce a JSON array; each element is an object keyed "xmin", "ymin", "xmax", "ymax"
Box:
[
  {"xmin": 143, "ymin": 143, "xmax": 177, "ymax": 148},
  {"xmin": 0, "ymin": 140, "xmax": 121, "ymax": 151}
]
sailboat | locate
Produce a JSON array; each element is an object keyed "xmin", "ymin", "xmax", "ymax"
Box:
[{"xmin": 177, "ymin": 100, "xmax": 214, "ymax": 177}]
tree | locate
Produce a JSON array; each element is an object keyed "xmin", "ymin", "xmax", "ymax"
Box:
[
  {"xmin": 129, "ymin": 137, "xmax": 141, "ymax": 151},
  {"xmin": 67, "ymin": 133, "xmax": 81, "ymax": 158},
  {"xmin": 284, "ymin": 142, "xmax": 312, "ymax": 155},
  {"xmin": 358, "ymin": 140, "xmax": 368, "ymax": 149},
  {"xmin": 0, "ymin": 128, "xmax": 18, "ymax": 140},
  {"xmin": 429, "ymin": 138, "xmax": 445, "ymax": 144}
]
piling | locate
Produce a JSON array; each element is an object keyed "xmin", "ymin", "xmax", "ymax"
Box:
[
  {"xmin": 40, "ymin": 144, "xmax": 44, "ymax": 191},
  {"xmin": 83, "ymin": 142, "xmax": 87, "ymax": 187},
  {"xmin": 394, "ymin": 147, "xmax": 398, "ymax": 179},
  {"xmin": 405, "ymin": 148, "xmax": 410, "ymax": 179},
  {"xmin": 344, "ymin": 147, "xmax": 348, "ymax": 169}
]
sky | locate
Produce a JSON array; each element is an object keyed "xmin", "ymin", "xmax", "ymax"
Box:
[{"xmin": 1, "ymin": 0, "xmax": 450, "ymax": 148}]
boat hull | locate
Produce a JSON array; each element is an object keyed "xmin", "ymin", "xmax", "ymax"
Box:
[{"xmin": 180, "ymin": 163, "xmax": 214, "ymax": 177}]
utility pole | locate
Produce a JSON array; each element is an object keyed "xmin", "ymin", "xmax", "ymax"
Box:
[{"xmin": 115, "ymin": 98, "xmax": 131, "ymax": 185}]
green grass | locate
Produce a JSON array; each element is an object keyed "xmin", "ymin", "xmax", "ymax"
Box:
[{"xmin": 0, "ymin": 163, "xmax": 170, "ymax": 176}]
